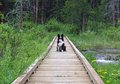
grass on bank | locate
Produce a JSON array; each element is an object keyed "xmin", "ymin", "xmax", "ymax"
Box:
[{"xmin": 83, "ymin": 52, "xmax": 120, "ymax": 84}]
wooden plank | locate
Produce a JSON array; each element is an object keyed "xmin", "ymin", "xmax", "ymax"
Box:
[
  {"xmin": 45, "ymin": 57, "xmax": 77, "ymax": 59},
  {"xmin": 45, "ymin": 54, "xmax": 77, "ymax": 59},
  {"xmin": 36, "ymin": 66, "xmax": 85, "ymax": 71},
  {"xmin": 43, "ymin": 59, "xmax": 79, "ymax": 61},
  {"xmin": 40, "ymin": 61, "xmax": 81, "ymax": 65},
  {"xmin": 26, "ymin": 82, "xmax": 93, "ymax": 84},
  {"xmin": 48, "ymin": 52, "xmax": 76, "ymax": 55},
  {"xmin": 31, "ymin": 71, "xmax": 88, "ymax": 77},
  {"xmin": 41, "ymin": 60, "xmax": 81, "ymax": 65},
  {"xmin": 34, "ymin": 70, "xmax": 87, "ymax": 73},
  {"xmin": 28, "ymin": 77, "xmax": 91, "ymax": 82},
  {"xmin": 39, "ymin": 64, "xmax": 83, "ymax": 66},
  {"xmin": 46, "ymin": 53, "xmax": 77, "ymax": 56},
  {"xmin": 38, "ymin": 65, "xmax": 83, "ymax": 67}
]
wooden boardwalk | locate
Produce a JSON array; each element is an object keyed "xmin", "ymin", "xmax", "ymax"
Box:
[{"xmin": 12, "ymin": 37, "xmax": 104, "ymax": 84}]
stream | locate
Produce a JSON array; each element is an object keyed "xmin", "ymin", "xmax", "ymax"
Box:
[{"xmin": 81, "ymin": 48, "xmax": 120, "ymax": 64}]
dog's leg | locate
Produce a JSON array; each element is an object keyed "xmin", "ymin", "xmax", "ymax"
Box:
[
  {"xmin": 62, "ymin": 43, "xmax": 66, "ymax": 52},
  {"xmin": 62, "ymin": 43, "xmax": 64, "ymax": 51},
  {"xmin": 59, "ymin": 46, "xmax": 62, "ymax": 52},
  {"xmin": 56, "ymin": 40, "xmax": 59, "ymax": 51},
  {"xmin": 56, "ymin": 46, "xmax": 58, "ymax": 51},
  {"xmin": 64, "ymin": 46, "xmax": 66, "ymax": 51}
]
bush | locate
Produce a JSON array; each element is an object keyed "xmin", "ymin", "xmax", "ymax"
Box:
[
  {"xmin": 45, "ymin": 18, "xmax": 78, "ymax": 34},
  {"xmin": 101, "ymin": 28, "xmax": 120, "ymax": 41},
  {"xmin": 45, "ymin": 19, "xmax": 61, "ymax": 32},
  {"xmin": 22, "ymin": 21, "xmax": 36, "ymax": 30},
  {"xmin": 87, "ymin": 20, "xmax": 106, "ymax": 32}
]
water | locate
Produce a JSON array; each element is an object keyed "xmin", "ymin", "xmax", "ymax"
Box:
[{"xmin": 81, "ymin": 48, "xmax": 120, "ymax": 64}]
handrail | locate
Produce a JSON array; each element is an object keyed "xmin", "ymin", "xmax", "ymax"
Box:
[
  {"xmin": 66, "ymin": 36, "xmax": 104, "ymax": 84},
  {"xmin": 12, "ymin": 36, "xmax": 56, "ymax": 84}
]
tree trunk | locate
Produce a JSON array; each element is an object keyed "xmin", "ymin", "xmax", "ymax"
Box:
[
  {"xmin": 119, "ymin": 0, "xmax": 120, "ymax": 17},
  {"xmin": 82, "ymin": 15, "xmax": 85, "ymax": 32},
  {"xmin": 117, "ymin": 0, "xmax": 119, "ymax": 26},
  {"xmin": 32, "ymin": 0, "xmax": 36, "ymax": 23},
  {"xmin": 112, "ymin": 2, "xmax": 116, "ymax": 27},
  {"xmin": 19, "ymin": 0, "xmax": 23, "ymax": 31},
  {"xmin": 41, "ymin": 0, "xmax": 44, "ymax": 24},
  {"xmin": 81, "ymin": 13, "xmax": 87, "ymax": 32},
  {"xmin": 35, "ymin": 0, "xmax": 38, "ymax": 24}
]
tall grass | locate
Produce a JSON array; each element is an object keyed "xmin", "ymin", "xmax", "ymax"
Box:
[
  {"xmin": 69, "ymin": 28, "xmax": 120, "ymax": 50},
  {"xmin": 0, "ymin": 22, "xmax": 55, "ymax": 84}
]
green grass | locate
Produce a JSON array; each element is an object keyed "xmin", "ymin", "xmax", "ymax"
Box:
[
  {"xmin": 68, "ymin": 28, "xmax": 120, "ymax": 84},
  {"xmin": 83, "ymin": 52, "xmax": 120, "ymax": 84},
  {"xmin": 69, "ymin": 28, "xmax": 120, "ymax": 50},
  {"xmin": 0, "ymin": 22, "xmax": 55, "ymax": 84}
]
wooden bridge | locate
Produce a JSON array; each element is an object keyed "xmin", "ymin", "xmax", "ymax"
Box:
[{"xmin": 12, "ymin": 37, "xmax": 104, "ymax": 84}]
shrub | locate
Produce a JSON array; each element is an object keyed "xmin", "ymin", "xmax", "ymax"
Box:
[
  {"xmin": 101, "ymin": 28, "xmax": 120, "ymax": 41},
  {"xmin": 45, "ymin": 19, "xmax": 61, "ymax": 32}
]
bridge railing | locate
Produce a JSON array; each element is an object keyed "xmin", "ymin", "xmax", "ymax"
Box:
[{"xmin": 66, "ymin": 36, "xmax": 104, "ymax": 84}]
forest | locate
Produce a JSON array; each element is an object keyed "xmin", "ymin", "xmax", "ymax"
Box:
[{"xmin": 0, "ymin": 0, "xmax": 120, "ymax": 84}]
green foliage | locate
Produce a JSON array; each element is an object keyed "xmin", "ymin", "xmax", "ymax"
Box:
[
  {"xmin": 44, "ymin": 18, "xmax": 79, "ymax": 34},
  {"xmin": 63, "ymin": 0, "xmax": 90, "ymax": 25},
  {"xmin": 69, "ymin": 23, "xmax": 120, "ymax": 49},
  {"xmin": 87, "ymin": 20, "xmax": 106, "ymax": 31},
  {"xmin": 45, "ymin": 19, "xmax": 61, "ymax": 32},
  {"xmin": 69, "ymin": 32, "xmax": 103, "ymax": 50},
  {"xmin": 0, "ymin": 22, "xmax": 54, "ymax": 84},
  {"xmin": 0, "ymin": 12, "xmax": 4, "ymax": 20},
  {"xmin": 101, "ymin": 28, "xmax": 120, "ymax": 41},
  {"xmin": 0, "ymin": 24, "xmax": 14, "ymax": 57},
  {"xmin": 62, "ymin": 0, "xmax": 107, "ymax": 33},
  {"xmin": 61, "ymin": 24, "xmax": 78, "ymax": 34},
  {"xmin": 23, "ymin": 21, "xmax": 36, "ymax": 30}
]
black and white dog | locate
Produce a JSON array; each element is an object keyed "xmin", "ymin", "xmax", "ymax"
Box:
[{"xmin": 57, "ymin": 34, "xmax": 66, "ymax": 52}]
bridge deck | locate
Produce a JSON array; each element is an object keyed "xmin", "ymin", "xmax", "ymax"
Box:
[{"xmin": 26, "ymin": 38, "xmax": 93, "ymax": 84}]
